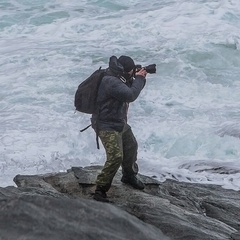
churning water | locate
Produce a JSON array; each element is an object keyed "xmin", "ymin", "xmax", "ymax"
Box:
[{"xmin": 1, "ymin": 0, "xmax": 240, "ymax": 189}]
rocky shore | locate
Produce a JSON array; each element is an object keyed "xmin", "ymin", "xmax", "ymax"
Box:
[{"xmin": 0, "ymin": 165, "xmax": 239, "ymax": 240}]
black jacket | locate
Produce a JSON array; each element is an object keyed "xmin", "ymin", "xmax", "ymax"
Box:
[{"xmin": 91, "ymin": 73, "xmax": 146, "ymax": 132}]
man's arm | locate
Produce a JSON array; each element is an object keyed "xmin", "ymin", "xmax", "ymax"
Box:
[{"xmin": 106, "ymin": 69, "xmax": 147, "ymax": 102}]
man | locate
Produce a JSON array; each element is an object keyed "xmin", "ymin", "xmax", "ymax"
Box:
[{"xmin": 91, "ymin": 55, "xmax": 147, "ymax": 202}]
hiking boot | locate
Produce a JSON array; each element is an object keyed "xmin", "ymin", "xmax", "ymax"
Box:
[
  {"xmin": 121, "ymin": 175, "xmax": 145, "ymax": 190},
  {"xmin": 93, "ymin": 187, "xmax": 110, "ymax": 203}
]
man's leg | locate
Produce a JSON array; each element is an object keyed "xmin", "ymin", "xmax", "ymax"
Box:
[
  {"xmin": 121, "ymin": 125, "xmax": 138, "ymax": 176},
  {"xmin": 121, "ymin": 125, "xmax": 144, "ymax": 190},
  {"xmin": 94, "ymin": 130, "xmax": 123, "ymax": 202}
]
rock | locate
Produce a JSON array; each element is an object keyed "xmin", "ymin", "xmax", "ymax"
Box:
[
  {"xmin": 231, "ymin": 231, "xmax": 240, "ymax": 240},
  {"xmin": 0, "ymin": 194, "xmax": 168, "ymax": 240},
  {"xmin": 0, "ymin": 165, "xmax": 240, "ymax": 240}
]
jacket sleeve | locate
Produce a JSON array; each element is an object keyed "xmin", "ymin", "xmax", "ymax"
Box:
[{"xmin": 104, "ymin": 75, "xmax": 146, "ymax": 102}]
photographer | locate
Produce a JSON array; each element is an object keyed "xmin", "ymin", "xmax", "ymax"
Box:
[{"xmin": 91, "ymin": 55, "xmax": 151, "ymax": 202}]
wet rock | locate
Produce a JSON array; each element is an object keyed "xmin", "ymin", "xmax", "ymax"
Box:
[
  {"xmin": 0, "ymin": 165, "xmax": 239, "ymax": 240},
  {"xmin": 0, "ymin": 194, "xmax": 167, "ymax": 240}
]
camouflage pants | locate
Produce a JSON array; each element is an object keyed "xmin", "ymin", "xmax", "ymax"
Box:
[{"xmin": 96, "ymin": 125, "xmax": 138, "ymax": 192}]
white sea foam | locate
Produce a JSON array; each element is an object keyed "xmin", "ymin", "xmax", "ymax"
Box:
[{"xmin": 0, "ymin": 0, "xmax": 240, "ymax": 190}]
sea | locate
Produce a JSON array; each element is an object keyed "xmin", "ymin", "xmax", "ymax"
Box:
[{"xmin": 1, "ymin": 0, "xmax": 240, "ymax": 190}]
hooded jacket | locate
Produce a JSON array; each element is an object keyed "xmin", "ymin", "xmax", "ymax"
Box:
[{"xmin": 91, "ymin": 56, "xmax": 146, "ymax": 132}]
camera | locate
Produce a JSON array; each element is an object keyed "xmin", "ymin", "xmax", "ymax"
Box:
[{"xmin": 135, "ymin": 64, "xmax": 156, "ymax": 74}]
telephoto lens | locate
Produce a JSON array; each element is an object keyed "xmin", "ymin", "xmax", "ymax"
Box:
[
  {"xmin": 144, "ymin": 64, "xmax": 156, "ymax": 74},
  {"xmin": 135, "ymin": 64, "xmax": 156, "ymax": 74}
]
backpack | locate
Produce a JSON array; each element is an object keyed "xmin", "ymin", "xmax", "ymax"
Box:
[
  {"xmin": 74, "ymin": 67, "xmax": 106, "ymax": 149},
  {"xmin": 74, "ymin": 67, "xmax": 106, "ymax": 114}
]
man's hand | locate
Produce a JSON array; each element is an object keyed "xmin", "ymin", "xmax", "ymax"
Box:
[{"xmin": 135, "ymin": 68, "xmax": 147, "ymax": 78}]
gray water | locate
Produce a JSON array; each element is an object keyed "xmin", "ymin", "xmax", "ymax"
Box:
[{"xmin": 1, "ymin": 0, "xmax": 240, "ymax": 189}]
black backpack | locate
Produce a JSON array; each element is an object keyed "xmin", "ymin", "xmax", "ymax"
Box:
[
  {"xmin": 74, "ymin": 67, "xmax": 106, "ymax": 149},
  {"xmin": 74, "ymin": 67, "xmax": 106, "ymax": 114}
]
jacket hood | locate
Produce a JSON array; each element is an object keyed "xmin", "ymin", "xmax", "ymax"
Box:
[{"xmin": 108, "ymin": 56, "xmax": 124, "ymax": 75}]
